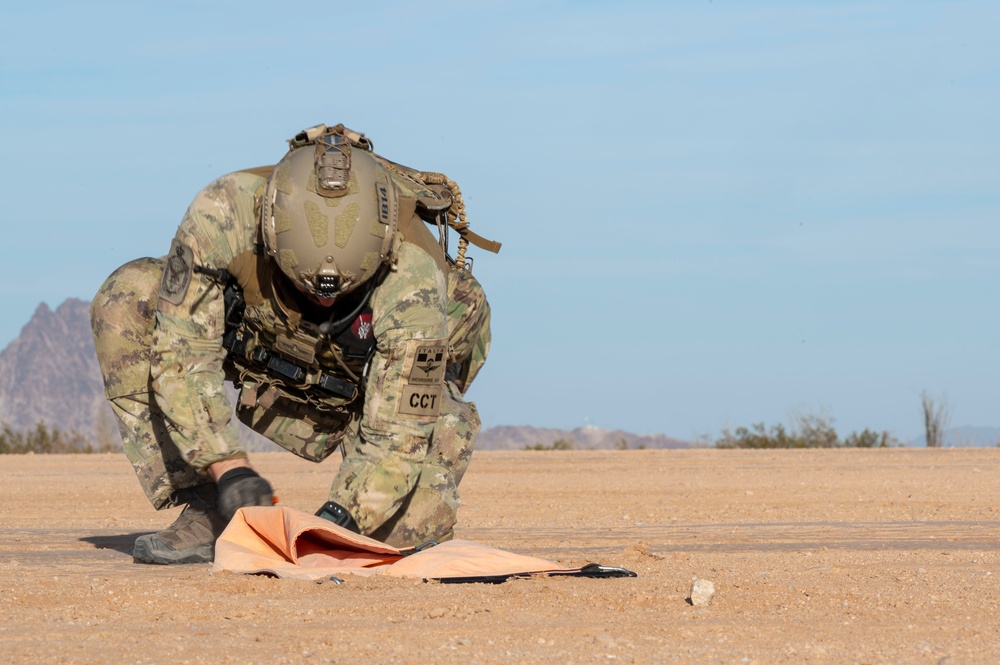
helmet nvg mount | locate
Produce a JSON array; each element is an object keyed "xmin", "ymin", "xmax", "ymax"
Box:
[{"xmin": 261, "ymin": 124, "xmax": 399, "ymax": 301}]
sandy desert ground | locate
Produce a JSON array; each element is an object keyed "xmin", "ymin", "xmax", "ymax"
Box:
[{"xmin": 2, "ymin": 448, "xmax": 999, "ymax": 664}]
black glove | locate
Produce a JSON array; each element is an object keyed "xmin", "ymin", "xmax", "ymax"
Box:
[{"xmin": 216, "ymin": 467, "xmax": 274, "ymax": 522}]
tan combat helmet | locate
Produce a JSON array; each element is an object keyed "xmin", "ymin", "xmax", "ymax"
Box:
[{"xmin": 261, "ymin": 124, "xmax": 399, "ymax": 301}]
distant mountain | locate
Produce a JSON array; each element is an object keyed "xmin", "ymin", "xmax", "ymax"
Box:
[
  {"xmin": 0, "ymin": 299, "xmax": 688, "ymax": 453},
  {"xmin": 476, "ymin": 425, "xmax": 689, "ymax": 451},
  {"xmin": 0, "ymin": 299, "xmax": 275, "ymax": 451},
  {"xmin": 0, "ymin": 299, "xmax": 107, "ymax": 435}
]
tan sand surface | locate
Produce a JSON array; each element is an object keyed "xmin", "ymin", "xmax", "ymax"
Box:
[{"xmin": 2, "ymin": 448, "xmax": 999, "ymax": 663}]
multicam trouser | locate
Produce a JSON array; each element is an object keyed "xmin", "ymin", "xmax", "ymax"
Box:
[{"xmin": 90, "ymin": 257, "xmax": 484, "ymax": 546}]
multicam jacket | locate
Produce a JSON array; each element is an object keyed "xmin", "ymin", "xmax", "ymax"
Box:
[{"xmin": 152, "ymin": 171, "xmax": 452, "ymax": 472}]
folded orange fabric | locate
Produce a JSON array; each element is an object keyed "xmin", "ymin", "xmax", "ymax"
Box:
[{"xmin": 213, "ymin": 506, "xmax": 633, "ymax": 582}]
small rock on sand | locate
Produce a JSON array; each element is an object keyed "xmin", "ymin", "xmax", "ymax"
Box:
[{"xmin": 689, "ymin": 579, "xmax": 715, "ymax": 606}]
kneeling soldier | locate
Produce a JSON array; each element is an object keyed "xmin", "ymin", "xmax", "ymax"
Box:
[{"xmin": 91, "ymin": 124, "xmax": 495, "ymax": 564}]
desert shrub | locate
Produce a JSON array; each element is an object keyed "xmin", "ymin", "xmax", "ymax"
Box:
[
  {"xmin": 842, "ymin": 428, "xmax": 895, "ymax": 448},
  {"xmin": 715, "ymin": 415, "xmax": 895, "ymax": 449},
  {"xmin": 0, "ymin": 421, "xmax": 115, "ymax": 454},
  {"xmin": 921, "ymin": 391, "xmax": 949, "ymax": 448},
  {"xmin": 524, "ymin": 438, "xmax": 575, "ymax": 451}
]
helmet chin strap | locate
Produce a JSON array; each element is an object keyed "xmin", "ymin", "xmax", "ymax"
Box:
[{"xmin": 268, "ymin": 267, "xmax": 319, "ymax": 330}]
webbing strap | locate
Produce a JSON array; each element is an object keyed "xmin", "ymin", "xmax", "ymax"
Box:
[
  {"xmin": 397, "ymin": 203, "xmax": 449, "ymax": 273},
  {"xmin": 461, "ymin": 228, "xmax": 502, "ymax": 254}
]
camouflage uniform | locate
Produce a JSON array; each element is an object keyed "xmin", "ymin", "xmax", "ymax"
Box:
[{"xmin": 91, "ymin": 172, "xmax": 490, "ymax": 547}]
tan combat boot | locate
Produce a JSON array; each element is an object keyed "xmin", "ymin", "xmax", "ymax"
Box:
[{"xmin": 132, "ymin": 485, "xmax": 228, "ymax": 565}]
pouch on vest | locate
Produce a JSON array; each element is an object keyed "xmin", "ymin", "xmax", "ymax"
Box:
[{"xmin": 235, "ymin": 379, "xmax": 353, "ymax": 463}]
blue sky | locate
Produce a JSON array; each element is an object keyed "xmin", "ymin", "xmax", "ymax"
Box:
[{"xmin": 1, "ymin": 1, "xmax": 997, "ymax": 441}]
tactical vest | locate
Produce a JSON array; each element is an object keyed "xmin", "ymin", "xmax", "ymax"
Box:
[{"xmin": 214, "ymin": 245, "xmax": 372, "ymax": 420}]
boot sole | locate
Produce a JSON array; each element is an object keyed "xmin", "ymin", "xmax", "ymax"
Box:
[{"xmin": 132, "ymin": 535, "xmax": 214, "ymax": 565}]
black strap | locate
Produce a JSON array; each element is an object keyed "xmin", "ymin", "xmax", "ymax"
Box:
[{"xmin": 434, "ymin": 563, "xmax": 638, "ymax": 585}]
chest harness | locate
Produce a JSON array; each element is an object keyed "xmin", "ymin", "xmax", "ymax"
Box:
[{"xmin": 195, "ymin": 249, "xmax": 379, "ymax": 415}]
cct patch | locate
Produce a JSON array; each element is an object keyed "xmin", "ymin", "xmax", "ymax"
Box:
[{"xmin": 397, "ymin": 340, "xmax": 447, "ymax": 418}]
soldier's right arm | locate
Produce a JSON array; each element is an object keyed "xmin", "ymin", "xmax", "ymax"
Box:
[{"xmin": 149, "ymin": 174, "xmax": 263, "ymax": 472}]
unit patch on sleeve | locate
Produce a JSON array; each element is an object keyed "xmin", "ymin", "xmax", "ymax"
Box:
[
  {"xmin": 159, "ymin": 238, "xmax": 194, "ymax": 305},
  {"xmin": 396, "ymin": 340, "xmax": 447, "ymax": 418},
  {"xmin": 408, "ymin": 343, "xmax": 447, "ymax": 385}
]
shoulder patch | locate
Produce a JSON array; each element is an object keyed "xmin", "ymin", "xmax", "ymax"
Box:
[
  {"xmin": 408, "ymin": 342, "xmax": 447, "ymax": 385},
  {"xmin": 396, "ymin": 339, "xmax": 447, "ymax": 419},
  {"xmin": 159, "ymin": 238, "xmax": 194, "ymax": 305}
]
